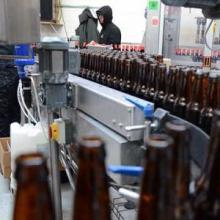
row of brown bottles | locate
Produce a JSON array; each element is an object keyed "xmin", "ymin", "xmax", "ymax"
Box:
[
  {"xmin": 13, "ymin": 153, "xmax": 55, "ymax": 220},
  {"xmin": 138, "ymin": 118, "xmax": 220, "ymax": 220},
  {"xmin": 138, "ymin": 120, "xmax": 193, "ymax": 220},
  {"xmin": 12, "ymin": 117, "xmax": 220, "ymax": 219},
  {"xmin": 193, "ymin": 110, "xmax": 220, "ymax": 220},
  {"xmin": 12, "ymin": 137, "xmax": 111, "ymax": 220},
  {"xmin": 79, "ymin": 49, "xmax": 220, "ymax": 134}
]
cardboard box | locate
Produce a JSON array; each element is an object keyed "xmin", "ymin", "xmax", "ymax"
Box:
[{"xmin": 0, "ymin": 137, "xmax": 11, "ymax": 178}]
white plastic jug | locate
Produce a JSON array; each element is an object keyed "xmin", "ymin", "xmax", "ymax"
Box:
[{"xmin": 10, "ymin": 122, "xmax": 48, "ymax": 191}]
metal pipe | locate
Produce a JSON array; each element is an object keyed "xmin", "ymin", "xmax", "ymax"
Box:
[
  {"xmin": 48, "ymin": 111, "xmax": 63, "ymax": 220},
  {"xmin": 60, "ymin": 153, "xmax": 75, "ymax": 190},
  {"xmin": 60, "ymin": 149, "xmax": 78, "ymax": 173}
]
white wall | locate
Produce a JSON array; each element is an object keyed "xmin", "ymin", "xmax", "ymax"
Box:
[{"xmin": 41, "ymin": 0, "xmax": 147, "ymax": 43}]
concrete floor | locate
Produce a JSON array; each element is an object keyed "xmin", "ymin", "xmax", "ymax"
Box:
[{"xmin": 0, "ymin": 174, "xmax": 136, "ymax": 220}]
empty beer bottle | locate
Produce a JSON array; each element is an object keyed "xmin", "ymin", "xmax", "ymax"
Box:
[
  {"xmin": 119, "ymin": 57, "xmax": 126, "ymax": 91},
  {"xmin": 200, "ymin": 71, "xmax": 209, "ymax": 109},
  {"xmin": 140, "ymin": 61, "xmax": 149, "ymax": 98},
  {"xmin": 124, "ymin": 59, "xmax": 133, "ymax": 94},
  {"xmin": 13, "ymin": 153, "xmax": 54, "ymax": 220},
  {"xmin": 186, "ymin": 71, "xmax": 203, "ymax": 126},
  {"xmin": 91, "ymin": 53, "xmax": 100, "ymax": 82},
  {"xmin": 200, "ymin": 75, "xmax": 217, "ymax": 134},
  {"xmin": 81, "ymin": 52, "xmax": 89, "ymax": 78},
  {"xmin": 165, "ymin": 121, "xmax": 193, "ymax": 220},
  {"xmin": 132, "ymin": 58, "xmax": 140, "ymax": 94},
  {"xmin": 79, "ymin": 51, "xmax": 85, "ymax": 76},
  {"xmin": 86, "ymin": 53, "xmax": 94, "ymax": 79},
  {"xmin": 101, "ymin": 55, "xmax": 108, "ymax": 85},
  {"xmin": 112, "ymin": 56, "xmax": 120, "ymax": 90},
  {"xmin": 163, "ymin": 66, "xmax": 178, "ymax": 113},
  {"xmin": 73, "ymin": 137, "xmax": 111, "ymax": 220},
  {"xmin": 106, "ymin": 55, "xmax": 114, "ymax": 88},
  {"xmin": 194, "ymin": 120, "xmax": 220, "ymax": 220},
  {"xmin": 154, "ymin": 64, "xmax": 167, "ymax": 108},
  {"xmin": 144, "ymin": 63, "xmax": 157, "ymax": 102},
  {"xmin": 173, "ymin": 68, "xmax": 188, "ymax": 119},
  {"xmin": 135, "ymin": 61, "xmax": 144, "ymax": 97},
  {"xmin": 138, "ymin": 134, "xmax": 174, "ymax": 220}
]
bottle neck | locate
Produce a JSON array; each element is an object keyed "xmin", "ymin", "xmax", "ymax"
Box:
[
  {"xmin": 203, "ymin": 77, "xmax": 217, "ymax": 110},
  {"xmin": 138, "ymin": 135, "xmax": 174, "ymax": 220},
  {"xmin": 178, "ymin": 70, "xmax": 188, "ymax": 98},
  {"xmin": 149, "ymin": 64, "xmax": 157, "ymax": 89},
  {"xmin": 166, "ymin": 68, "xmax": 177, "ymax": 95},
  {"xmin": 190, "ymin": 74, "xmax": 203, "ymax": 104},
  {"xmin": 74, "ymin": 144, "xmax": 110, "ymax": 219}
]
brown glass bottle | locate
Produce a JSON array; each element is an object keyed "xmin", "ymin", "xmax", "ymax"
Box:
[
  {"xmin": 112, "ymin": 56, "xmax": 120, "ymax": 90},
  {"xmin": 186, "ymin": 71, "xmax": 203, "ymax": 126},
  {"xmin": 101, "ymin": 55, "xmax": 108, "ymax": 85},
  {"xmin": 200, "ymin": 71, "xmax": 209, "ymax": 109},
  {"xmin": 132, "ymin": 58, "xmax": 140, "ymax": 94},
  {"xmin": 91, "ymin": 53, "xmax": 100, "ymax": 81},
  {"xmin": 13, "ymin": 153, "xmax": 54, "ymax": 220},
  {"xmin": 173, "ymin": 68, "xmax": 188, "ymax": 119},
  {"xmin": 144, "ymin": 63, "xmax": 157, "ymax": 102},
  {"xmin": 73, "ymin": 137, "xmax": 111, "ymax": 220},
  {"xmin": 200, "ymin": 75, "xmax": 217, "ymax": 134},
  {"xmin": 124, "ymin": 59, "xmax": 133, "ymax": 94},
  {"xmin": 81, "ymin": 52, "xmax": 90, "ymax": 78},
  {"xmin": 135, "ymin": 61, "xmax": 144, "ymax": 97},
  {"xmin": 186, "ymin": 68, "xmax": 196, "ymax": 103},
  {"xmin": 163, "ymin": 66, "xmax": 177, "ymax": 113},
  {"xmin": 194, "ymin": 120, "xmax": 220, "ymax": 220},
  {"xmin": 96, "ymin": 54, "xmax": 105, "ymax": 83},
  {"xmin": 79, "ymin": 51, "xmax": 85, "ymax": 76},
  {"xmin": 132, "ymin": 57, "xmax": 138, "ymax": 95},
  {"xmin": 86, "ymin": 53, "xmax": 94, "ymax": 79},
  {"xmin": 106, "ymin": 55, "xmax": 114, "ymax": 87},
  {"xmin": 140, "ymin": 61, "xmax": 149, "ymax": 98},
  {"xmin": 138, "ymin": 134, "xmax": 174, "ymax": 220},
  {"xmin": 153, "ymin": 64, "xmax": 167, "ymax": 108},
  {"xmin": 165, "ymin": 121, "xmax": 193, "ymax": 220},
  {"xmin": 119, "ymin": 57, "xmax": 126, "ymax": 91}
]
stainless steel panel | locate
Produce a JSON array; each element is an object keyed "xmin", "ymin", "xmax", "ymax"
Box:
[
  {"xmin": 0, "ymin": 0, "xmax": 40, "ymax": 44},
  {"xmin": 68, "ymin": 75, "xmax": 153, "ymax": 141},
  {"xmin": 0, "ymin": 1, "xmax": 7, "ymax": 42},
  {"xmin": 63, "ymin": 109, "xmax": 142, "ymax": 185}
]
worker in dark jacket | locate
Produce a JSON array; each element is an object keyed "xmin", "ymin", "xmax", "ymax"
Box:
[
  {"xmin": 75, "ymin": 7, "xmax": 99, "ymax": 48},
  {"xmin": 96, "ymin": 5, "xmax": 121, "ymax": 45},
  {"xmin": 0, "ymin": 45, "xmax": 20, "ymax": 137}
]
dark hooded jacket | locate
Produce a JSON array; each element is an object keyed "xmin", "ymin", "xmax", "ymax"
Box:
[
  {"xmin": 96, "ymin": 6, "xmax": 121, "ymax": 45},
  {"xmin": 75, "ymin": 8, "xmax": 99, "ymax": 48}
]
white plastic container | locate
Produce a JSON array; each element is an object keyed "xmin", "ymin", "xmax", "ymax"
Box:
[{"xmin": 10, "ymin": 122, "xmax": 48, "ymax": 191}]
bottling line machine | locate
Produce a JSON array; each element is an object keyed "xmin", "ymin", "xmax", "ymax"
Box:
[{"xmin": 1, "ymin": 0, "xmax": 220, "ymax": 220}]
